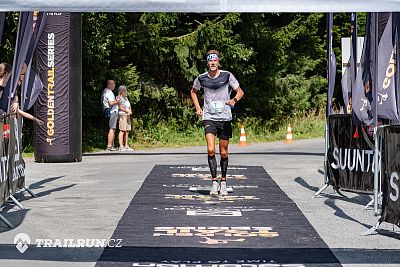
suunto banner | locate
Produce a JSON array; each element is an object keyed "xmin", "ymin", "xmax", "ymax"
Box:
[
  {"xmin": 35, "ymin": 12, "xmax": 70, "ymax": 156},
  {"xmin": 380, "ymin": 125, "xmax": 400, "ymax": 227},
  {"xmin": 327, "ymin": 114, "xmax": 376, "ymax": 191}
]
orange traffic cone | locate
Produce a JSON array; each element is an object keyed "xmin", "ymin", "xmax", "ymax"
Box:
[
  {"xmin": 284, "ymin": 123, "xmax": 294, "ymax": 143},
  {"xmin": 238, "ymin": 125, "xmax": 248, "ymax": 146}
]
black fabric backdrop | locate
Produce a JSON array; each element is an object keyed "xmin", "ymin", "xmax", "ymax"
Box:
[
  {"xmin": 380, "ymin": 125, "xmax": 400, "ymax": 227},
  {"xmin": 0, "ymin": 115, "xmax": 25, "ymax": 207},
  {"xmin": 7, "ymin": 116, "xmax": 25, "ymax": 194},
  {"xmin": 327, "ymin": 114, "xmax": 375, "ymax": 191},
  {"xmin": 96, "ymin": 165, "xmax": 341, "ymax": 267}
]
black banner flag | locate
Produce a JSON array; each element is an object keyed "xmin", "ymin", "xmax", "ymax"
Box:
[
  {"xmin": 350, "ymin": 13, "xmax": 357, "ymax": 95},
  {"xmin": 394, "ymin": 13, "xmax": 400, "ymax": 122},
  {"xmin": 342, "ymin": 57, "xmax": 351, "ymax": 112},
  {"xmin": 380, "ymin": 125, "xmax": 400, "ymax": 227},
  {"xmin": 0, "ymin": 12, "xmax": 46, "ymax": 113},
  {"xmin": 0, "ymin": 12, "xmax": 5, "ymax": 46},
  {"xmin": 20, "ymin": 11, "xmax": 47, "ymax": 111},
  {"xmin": 352, "ymin": 13, "xmax": 374, "ymax": 126},
  {"xmin": 341, "ymin": 13, "xmax": 357, "ymax": 114},
  {"xmin": 376, "ymin": 13, "xmax": 399, "ymax": 122},
  {"xmin": 21, "ymin": 61, "xmax": 44, "ymax": 111},
  {"xmin": 6, "ymin": 12, "xmax": 33, "ymax": 112},
  {"xmin": 327, "ymin": 13, "xmax": 336, "ymax": 117}
]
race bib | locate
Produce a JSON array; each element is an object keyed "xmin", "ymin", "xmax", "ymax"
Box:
[{"xmin": 209, "ymin": 101, "xmax": 225, "ymax": 113}]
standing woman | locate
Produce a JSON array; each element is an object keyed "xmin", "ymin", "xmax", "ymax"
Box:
[
  {"xmin": 0, "ymin": 62, "xmax": 11, "ymax": 98},
  {"xmin": 117, "ymin": 86, "xmax": 133, "ymax": 151},
  {"xmin": 190, "ymin": 50, "xmax": 244, "ymax": 196}
]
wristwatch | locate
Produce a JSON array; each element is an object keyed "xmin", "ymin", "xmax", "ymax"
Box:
[{"xmin": 233, "ymin": 97, "xmax": 238, "ymax": 103}]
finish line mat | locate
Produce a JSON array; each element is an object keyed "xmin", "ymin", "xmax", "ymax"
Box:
[{"xmin": 96, "ymin": 165, "xmax": 341, "ymax": 267}]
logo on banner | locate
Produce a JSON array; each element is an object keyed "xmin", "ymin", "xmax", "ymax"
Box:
[
  {"xmin": 153, "ymin": 206, "xmax": 273, "ymax": 217},
  {"xmin": 186, "ymin": 209, "xmax": 242, "ymax": 217},
  {"xmin": 359, "ymin": 98, "xmax": 369, "ymax": 111},
  {"xmin": 162, "ymin": 184, "xmax": 259, "ymax": 189},
  {"xmin": 390, "ymin": 172, "xmax": 399, "ymax": 202},
  {"xmin": 165, "ymin": 194, "xmax": 259, "ymax": 204},
  {"xmin": 14, "ymin": 233, "xmax": 31, "ymax": 253},
  {"xmin": 46, "ymin": 31, "xmax": 55, "ymax": 145},
  {"xmin": 330, "ymin": 147, "xmax": 380, "ymax": 173},
  {"xmin": 153, "ymin": 226, "xmax": 279, "ymax": 244},
  {"xmin": 200, "ymin": 237, "xmax": 245, "ymax": 244},
  {"xmin": 382, "ymin": 47, "xmax": 396, "ymax": 91},
  {"xmin": 13, "ymin": 232, "xmax": 122, "ymax": 252},
  {"xmin": 133, "ymin": 262, "xmax": 305, "ymax": 267},
  {"xmin": 169, "ymin": 166, "xmax": 247, "ymax": 171},
  {"xmin": 191, "ymin": 167, "xmax": 248, "ymax": 172},
  {"xmin": 172, "ymin": 174, "xmax": 247, "ymax": 180},
  {"xmin": 0, "ymin": 119, "xmax": 25, "ymax": 184},
  {"xmin": 378, "ymin": 93, "xmax": 389, "ymax": 105}
]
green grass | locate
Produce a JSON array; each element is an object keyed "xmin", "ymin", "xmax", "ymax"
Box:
[
  {"xmin": 22, "ymin": 152, "xmax": 34, "ymax": 158},
  {"xmin": 237, "ymin": 112, "xmax": 326, "ymax": 144},
  {"xmin": 128, "ymin": 112, "xmax": 326, "ymax": 150},
  {"xmin": 25, "ymin": 113, "xmax": 326, "ymax": 154}
]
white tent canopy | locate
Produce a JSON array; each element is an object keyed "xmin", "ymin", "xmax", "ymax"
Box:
[{"xmin": 1, "ymin": 0, "xmax": 400, "ymax": 12}]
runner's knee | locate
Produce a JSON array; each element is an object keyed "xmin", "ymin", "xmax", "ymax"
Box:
[
  {"xmin": 220, "ymin": 150, "xmax": 228, "ymax": 158},
  {"xmin": 207, "ymin": 147, "xmax": 215, "ymax": 156}
]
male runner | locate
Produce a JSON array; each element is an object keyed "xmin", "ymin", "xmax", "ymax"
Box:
[{"xmin": 190, "ymin": 50, "xmax": 244, "ymax": 196}]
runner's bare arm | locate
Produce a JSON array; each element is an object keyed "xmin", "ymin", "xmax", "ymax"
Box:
[
  {"xmin": 226, "ymin": 86, "xmax": 244, "ymax": 106},
  {"xmin": 17, "ymin": 109, "xmax": 43, "ymax": 124},
  {"xmin": 190, "ymin": 87, "xmax": 203, "ymax": 116}
]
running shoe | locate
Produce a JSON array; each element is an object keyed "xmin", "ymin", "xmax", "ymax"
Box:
[
  {"xmin": 219, "ymin": 181, "xmax": 228, "ymax": 196},
  {"xmin": 209, "ymin": 180, "xmax": 220, "ymax": 195}
]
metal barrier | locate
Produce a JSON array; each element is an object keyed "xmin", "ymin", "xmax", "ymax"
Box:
[{"xmin": 0, "ymin": 114, "xmax": 34, "ymax": 228}]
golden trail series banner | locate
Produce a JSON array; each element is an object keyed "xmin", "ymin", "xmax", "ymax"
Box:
[{"xmin": 35, "ymin": 13, "xmax": 70, "ymax": 156}]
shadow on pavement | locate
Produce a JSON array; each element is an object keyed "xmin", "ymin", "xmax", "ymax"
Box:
[
  {"xmin": 0, "ymin": 245, "xmax": 398, "ymax": 264},
  {"xmin": 0, "ymin": 175, "xmax": 76, "ymax": 232},
  {"xmin": 295, "ymin": 177, "xmax": 372, "ymax": 206}
]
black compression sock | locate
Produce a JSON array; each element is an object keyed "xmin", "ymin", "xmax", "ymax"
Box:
[
  {"xmin": 220, "ymin": 157, "xmax": 228, "ymax": 179},
  {"xmin": 208, "ymin": 155, "xmax": 217, "ymax": 179}
]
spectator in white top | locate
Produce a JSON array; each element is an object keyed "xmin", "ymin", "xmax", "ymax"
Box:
[
  {"xmin": 117, "ymin": 85, "xmax": 133, "ymax": 151},
  {"xmin": 101, "ymin": 79, "xmax": 120, "ymax": 151}
]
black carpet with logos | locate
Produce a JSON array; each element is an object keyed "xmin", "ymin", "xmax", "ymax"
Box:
[{"xmin": 96, "ymin": 165, "xmax": 341, "ymax": 267}]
